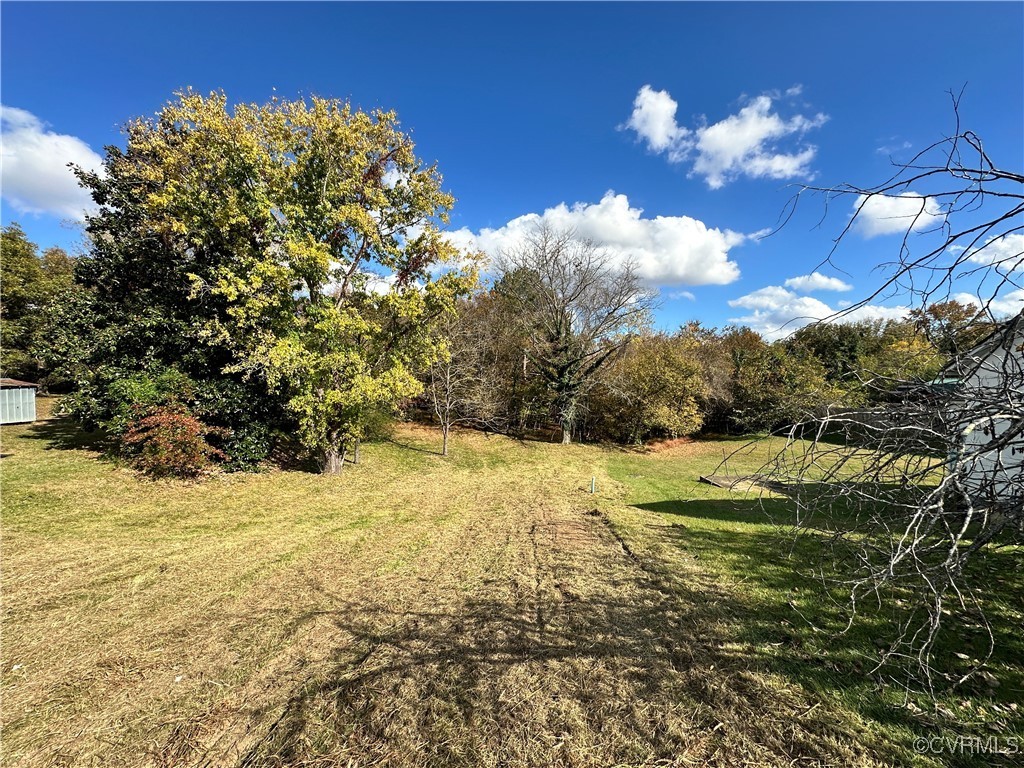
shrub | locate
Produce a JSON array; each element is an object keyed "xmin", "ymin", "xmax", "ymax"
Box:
[
  {"xmin": 122, "ymin": 406, "xmax": 226, "ymax": 478},
  {"xmin": 106, "ymin": 368, "xmax": 198, "ymax": 438},
  {"xmin": 73, "ymin": 367, "xmax": 281, "ymax": 470}
]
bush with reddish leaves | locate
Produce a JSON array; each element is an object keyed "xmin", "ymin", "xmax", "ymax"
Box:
[{"xmin": 122, "ymin": 405, "xmax": 227, "ymax": 478}]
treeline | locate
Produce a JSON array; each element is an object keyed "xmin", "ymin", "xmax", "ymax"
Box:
[
  {"xmin": 423, "ymin": 289, "xmax": 985, "ymax": 447},
  {"xmin": 3, "ymin": 217, "xmax": 981, "ymax": 473},
  {"xmin": 0, "ymin": 91, "xmax": 990, "ymax": 478}
]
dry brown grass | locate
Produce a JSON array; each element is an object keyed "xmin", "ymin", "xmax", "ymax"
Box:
[{"xmin": 1, "ymin": 406, "xmax": 930, "ymax": 766}]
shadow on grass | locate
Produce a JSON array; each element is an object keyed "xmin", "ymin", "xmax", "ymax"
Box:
[
  {"xmin": 153, "ymin": 495, "xmax": 1022, "ymax": 766},
  {"xmin": 22, "ymin": 415, "xmax": 111, "ymax": 453},
  {"xmin": 638, "ymin": 496, "xmax": 1024, "ymax": 750},
  {"xmin": 384, "ymin": 435, "xmax": 442, "ymax": 456},
  {"xmin": 230, "ymin": 572, "xmax": 903, "ymax": 768},
  {"xmin": 267, "ymin": 435, "xmax": 322, "ymax": 474}
]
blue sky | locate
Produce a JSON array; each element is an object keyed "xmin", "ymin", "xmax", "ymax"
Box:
[{"xmin": 3, "ymin": 1, "xmax": 1022, "ymax": 337}]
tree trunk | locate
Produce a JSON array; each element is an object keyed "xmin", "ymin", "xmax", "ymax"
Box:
[
  {"xmin": 442, "ymin": 425, "xmax": 450, "ymax": 456},
  {"xmin": 323, "ymin": 447, "xmax": 342, "ymax": 474},
  {"xmin": 556, "ymin": 386, "xmax": 576, "ymax": 446},
  {"xmin": 323, "ymin": 432, "xmax": 346, "ymax": 474}
]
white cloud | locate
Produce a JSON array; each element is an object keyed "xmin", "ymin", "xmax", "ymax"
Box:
[
  {"xmin": 669, "ymin": 290, "xmax": 696, "ymax": 301},
  {"xmin": 965, "ymin": 233, "xmax": 1024, "ymax": 272},
  {"xmin": 728, "ymin": 284, "xmax": 908, "ymax": 340},
  {"xmin": 784, "ymin": 272, "xmax": 853, "ymax": 293},
  {"xmin": 624, "ymin": 86, "xmax": 828, "ymax": 189},
  {"xmin": 875, "ymin": 139, "xmax": 912, "ymax": 155},
  {"xmin": 1, "ymin": 105, "xmax": 102, "ymax": 221},
  {"xmin": 365, "ymin": 272, "xmax": 399, "ymax": 295},
  {"xmin": 444, "ymin": 191, "xmax": 754, "ymax": 287},
  {"xmin": 624, "ymin": 85, "xmax": 690, "ymax": 160},
  {"xmin": 951, "ymin": 289, "xmax": 1024, "ymax": 319},
  {"xmin": 381, "ymin": 167, "xmax": 407, "ymax": 189},
  {"xmin": 853, "ymin": 192, "xmax": 944, "ymax": 238},
  {"xmin": 692, "ymin": 96, "xmax": 827, "ymax": 189},
  {"xmin": 840, "ymin": 303, "xmax": 914, "ymax": 324}
]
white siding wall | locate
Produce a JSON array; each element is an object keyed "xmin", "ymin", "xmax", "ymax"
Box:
[
  {"xmin": 0, "ymin": 387, "xmax": 37, "ymax": 425},
  {"xmin": 951, "ymin": 323, "xmax": 1024, "ymax": 505}
]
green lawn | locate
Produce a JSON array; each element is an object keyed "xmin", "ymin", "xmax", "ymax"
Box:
[
  {"xmin": 603, "ymin": 442, "xmax": 1024, "ymax": 767},
  {"xmin": 1, "ymin": 401, "xmax": 1020, "ymax": 767}
]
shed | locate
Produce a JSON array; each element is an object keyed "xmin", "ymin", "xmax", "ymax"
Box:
[
  {"xmin": 943, "ymin": 312, "xmax": 1024, "ymax": 507},
  {"xmin": 0, "ymin": 379, "xmax": 38, "ymax": 425}
]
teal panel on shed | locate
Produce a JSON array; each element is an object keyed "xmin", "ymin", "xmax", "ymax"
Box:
[{"xmin": 0, "ymin": 388, "xmax": 36, "ymax": 424}]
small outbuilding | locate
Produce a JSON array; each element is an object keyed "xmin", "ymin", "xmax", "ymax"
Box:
[
  {"xmin": 944, "ymin": 311, "xmax": 1024, "ymax": 508},
  {"xmin": 0, "ymin": 379, "xmax": 38, "ymax": 425}
]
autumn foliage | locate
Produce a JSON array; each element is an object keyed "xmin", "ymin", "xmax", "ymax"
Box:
[{"xmin": 122, "ymin": 406, "xmax": 226, "ymax": 479}]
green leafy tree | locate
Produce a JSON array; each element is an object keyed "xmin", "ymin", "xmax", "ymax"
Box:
[
  {"xmin": 790, "ymin": 322, "xmax": 871, "ymax": 384},
  {"xmin": 791, "ymin": 318, "xmax": 947, "ymax": 404},
  {"xmin": 66, "ymin": 91, "xmax": 475, "ymax": 473},
  {"xmin": 0, "ymin": 224, "xmax": 74, "ymax": 384},
  {"xmin": 726, "ymin": 327, "xmax": 835, "ymax": 432},
  {"xmin": 675, "ymin": 321, "xmax": 739, "ymax": 433},
  {"xmin": 586, "ymin": 333, "xmax": 706, "ymax": 444},
  {"xmin": 855, "ymin": 319, "xmax": 945, "ymax": 390},
  {"xmin": 910, "ymin": 299, "xmax": 994, "ymax": 356},
  {"xmin": 41, "ymin": 98, "xmax": 285, "ymax": 467}
]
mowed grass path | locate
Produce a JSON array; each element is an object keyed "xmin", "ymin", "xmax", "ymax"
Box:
[{"xmin": 2, "ymin": 402, "xmax": 1020, "ymax": 767}]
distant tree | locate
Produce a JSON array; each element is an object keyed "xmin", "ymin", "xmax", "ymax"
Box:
[
  {"xmin": 0, "ymin": 224, "xmax": 43, "ymax": 379},
  {"xmin": 854, "ymin": 319, "xmax": 945, "ymax": 394},
  {"xmin": 496, "ymin": 225, "xmax": 655, "ymax": 444},
  {"xmin": 790, "ymin": 322, "xmax": 871, "ymax": 384},
  {"xmin": 725, "ymin": 328, "xmax": 836, "ymax": 433},
  {"xmin": 436, "ymin": 287, "xmax": 550, "ymax": 439},
  {"xmin": 910, "ymin": 299, "xmax": 994, "ymax": 357},
  {"xmin": 424, "ymin": 305, "xmax": 486, "ymax": 456},
  {"xmin": 789, "ymin": 318, "xmax": 945, "ymax": 404},
  {"xmin": 586, "ymin": 332, "xmax": 706, "ymax": 444},
  {"xmin": 0, "ymin": 224, "xmax": 74, "ymax": 384},
  {"xmin": 675, "ymin": 321, "xmax": 736, "ymax": 433},
  {"xmin": 40, "ymin": 246, "xmax": 75, "ymax": 288}
]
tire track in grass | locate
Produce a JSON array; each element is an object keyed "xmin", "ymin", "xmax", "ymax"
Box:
[{"xmin": 5, "ymin": 421, "xmax": 893, "ymax": 767}]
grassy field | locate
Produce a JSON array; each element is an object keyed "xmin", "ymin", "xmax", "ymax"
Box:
[{"xmin": 1, "ymin": 400, "xmax": 1021, "ymax": 767}]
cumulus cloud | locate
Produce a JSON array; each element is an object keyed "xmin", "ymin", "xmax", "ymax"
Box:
[
  {"xmin": 352, "ymin": 271, "xmax": 395, "ymax": 295},
  {"xmin": 853, "ymin": 192, "xmax": 944, "ymax": 238},
  {"xmin": 784, "ymin": 272, "xmax": 853, "ymax": 293},
  {"xmin": 964, "ymin": 233, "xmax": 1024, "ymax": 272},
  {"xmin": 728, "ymin": 284, "xmax": 908, "ymax": 340},
  {"xmin": 1, "ymin": 105, "xmax": 102, "ymax": 220},
  {"xmin": 623, "ymin": 86, "xmax": 691, "ymax": 162},
  {"xmin": 951, "ymin": 289, "xmax": 1024, "ymax": 319},
  {"xmin": 381, "ymin": 167, "xmax": 408, "ymax": 189},
  {"xmin": 444, "ymin": 191, "xmax": 754, "ymax": 287},
  {"xmin": 623, "ymin": 86, "xmax": 828, "ymax": 189}
]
